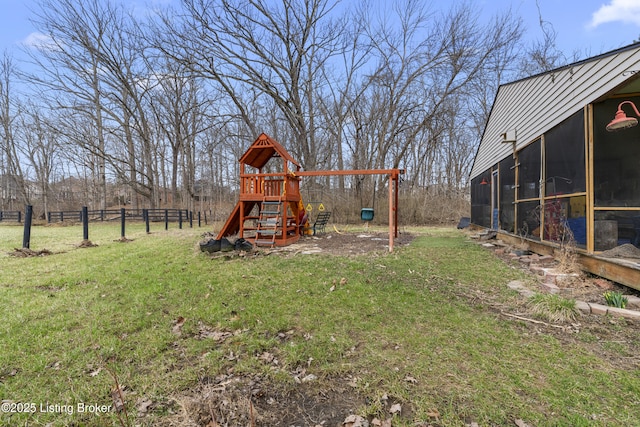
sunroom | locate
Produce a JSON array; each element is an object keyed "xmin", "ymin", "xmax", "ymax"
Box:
[{"xmin": 470, "ymin": 42, "xmax": 640, "ymax": 288}]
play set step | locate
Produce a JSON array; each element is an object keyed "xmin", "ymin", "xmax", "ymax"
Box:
[
  {"xmin": 255, "ymin": 199, "xmax": 283, "ymax": 247},
  {"xmin": 254, "ymin": 238, "xmax": 278, "ymax": 246}
]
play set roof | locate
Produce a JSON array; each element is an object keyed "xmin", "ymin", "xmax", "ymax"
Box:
[{"xmin": 239, "ymin": 133, "xmax": 300, "ymax": 170}]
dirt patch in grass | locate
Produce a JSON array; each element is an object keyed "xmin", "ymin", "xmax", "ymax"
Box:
[
  {"xmin": 8, "ymin": 247, "xmax": 53, "ymax": 257},
  {"xmin": 275, "ymin": 231, "xmax": 415, "ymax": 257},
  {"xmin": 158, "ymin": 375, "xmax": 367, "ymax": 427},
  {"xmin": 203, "ymin": 231, "xmax": 415, "ymax": 259}
]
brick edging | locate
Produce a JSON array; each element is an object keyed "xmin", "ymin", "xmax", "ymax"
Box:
[{"xmin": 507, "ymin": 280, "xmax": 640, "ymax": 320}]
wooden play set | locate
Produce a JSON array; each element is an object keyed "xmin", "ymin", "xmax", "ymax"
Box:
[{"xmin": 216, "ymin": 133, "xmax": 403, "ymax": 251}]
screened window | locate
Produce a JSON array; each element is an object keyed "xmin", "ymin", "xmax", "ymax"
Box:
[
  {"xmin": 499, "ymin": 156, "xmax": 515, "ymax": 233},
  {"xmin": 544, "ymin": 111, "xmax": 586, "ymax": 196},
  {"xmin": 517, "ymin": 200, "xmax": 541, "ymax": 239},
  {"xmin": 518, "ymin": 139, "xmax": 541, "ymax": 200},
  {"xmin": 594, "ymin": 211, "xmax": 640, "ymax": 251},
  {"xmin": 593, "ymin": 97, "xmax": 640, "ymax": 207},
  {"xmin": 543, "ymin": 196, "xmax": 587, "ymax": 247},
  {"xmin": 471, "ymin": 170, "xmax": 492, "ymax": 228}
]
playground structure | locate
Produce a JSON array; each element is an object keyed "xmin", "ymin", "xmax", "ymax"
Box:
[{"xmin": 216, "ymin": 133, "xmax": 403, "ymax": 251}]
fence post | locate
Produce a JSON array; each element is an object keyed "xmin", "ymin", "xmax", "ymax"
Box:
[
  {"xmin": 178, "ymin": 210, "xmax": 183, "ymax": 229},
  {"xmin": 18, "ymin": 211, "xmax": 21, "ymax": 223},
  {"xmin": 0, "ymin": 211, "xmax": 3, "ymax": 222},
  {"xmin": 100, "ymin": 209, "xmax": 104, "ymax": 221},
  {"xmin": 120, "ymin": 208, "xmax": 126, "ymax": 239},
  {"xmin": 198, "ymin": 211, "xmax": 201, "ymax": 227},
  {"xmin": 164, "ymin": 209, "xmax": 169, "ymax": 230},
  {"xmin": 144, "ymin": 209, "xmax": 150, "ymax": 233},
  {"xmin": 82, "ymin": 206, "xmax": 89, "ymax": 241},
  {"xmin": 189, "ymin": 210, "xmax": 193, "ymax": 228},
  {"xmin": 60, "ymin": 212, "xmax": 64, "ymax": 222},
  {"xmin": 22, "ymin": 205, "xmax": 33, "ymax": 249}
]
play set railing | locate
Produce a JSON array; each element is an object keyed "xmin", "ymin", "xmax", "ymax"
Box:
[{"xmin": 240, "ymin": 173, "xmax": 300, "ymax": 200}]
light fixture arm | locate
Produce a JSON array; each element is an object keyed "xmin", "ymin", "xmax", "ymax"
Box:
[{"xmin": 617, "ymin": 100, "xmax": 640, "ymax": 117}]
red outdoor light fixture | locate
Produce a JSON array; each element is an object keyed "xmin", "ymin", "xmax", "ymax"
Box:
[
  {"xmin": 606, "ymin": 100, "xmax": 640, "ymax": 131},
  {"xmin": 480, "ymin": 177, "xmax": 489, "ymax": 185}
]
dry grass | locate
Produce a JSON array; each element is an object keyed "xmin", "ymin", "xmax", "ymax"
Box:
[{"xmin": 528, "ymin": 293, "xmax": 580, "ymax": 323}]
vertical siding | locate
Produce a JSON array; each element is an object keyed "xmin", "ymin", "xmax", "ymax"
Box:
[{"xmin": 471, "ymin": 44, "xmax": 640, "ymax": 179}]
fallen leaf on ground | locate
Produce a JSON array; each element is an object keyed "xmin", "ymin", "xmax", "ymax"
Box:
[
  {"xmin": 172, "ymin": 316, "xmax": 186, "ymax": 335},
  {"xmin": 427, "ymin": 408, "xmax": 440, "ymax": 418},
  {"xmin": 136, "ymin": 398, "xmax": 153, "ymax": 414},
  {"xmin": 301, "ymin": 373, "xmax": 317, "ymax": 382},
  {"xmin": 259, "ymin": 351, "xmax": 275, "ymax": 363},
  {"xmin": 197, "ymin": 324, "xmax": 233, "ymax": 342},
  {"xmin": 389, "ymin": 403, "xmax": 401, "ymax": 414},
  {"xmin": 111, "ymin": 386, "xmax": 126, "ymax": 412},
  {"xmin": 343, "ymin": 414, "xmax": 368, "ymax": 427}
]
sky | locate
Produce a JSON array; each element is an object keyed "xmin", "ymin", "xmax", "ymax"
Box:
[{"xmin": 1, "ymin": 0, "xmax": 640, "ymax": 66}]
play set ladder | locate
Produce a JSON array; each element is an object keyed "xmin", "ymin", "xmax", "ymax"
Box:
[{"xmin": 254, "ymin": 200, "xmax": 282, "ymax": 247}]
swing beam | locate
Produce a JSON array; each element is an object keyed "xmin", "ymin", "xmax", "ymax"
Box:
[{"xmin": 296, "ymin": 169, "xmax": 403, "ymax": 252}]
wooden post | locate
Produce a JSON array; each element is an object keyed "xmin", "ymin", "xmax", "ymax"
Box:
[
  {"xmin": 144, "ymin": 209, "xmax": 150, "ymax": 233},
  {"xmin": 394, "ymin": 175, "xmax": 399, "ymax": 238},
  {"xmin": 22, "ymin": 205, "xmax": 33, "ymax": 249},
  {"xmin": 82, "ymin": 206, "xmax": 89, "ymax": 241},
  {"xmin": 388, "ymin": 175, "xmax": 394, "ymax": 252},
  {"xmin": 120, "ymin": 208, "xmax": 126, "ymax": 238}
]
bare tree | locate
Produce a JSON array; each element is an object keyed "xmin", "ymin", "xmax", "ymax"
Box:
[
  {"xmin": 0, "ymin": 0, "xmax": 553, "ymax": 223},
  {"xmin": 314, "ymin": 1, "xmax": 374, "ymax": 190},
  {"xmin": 0, "ymin": 52, "xmax": 30, "ymax": 207},
  {"xmin": 347, "ymin": 1, "xmax": 523, "ymax": 191},
  {"xmin": 29, "ymin": 0, "xmax": 160, "ymax": 209},
  {"xmin": 148, "ymin": 60, "xmax": 215, "ymax": 210},
  {"xmin": 521, "ymin": 0, "xmax": 566, "ymax": 74},
  {"xmin": 17, "ymin": 106, "xmax": 60, "ymax": 217},
  {"xmin": 159, "ymin": 0, "xmax": 346, "ymax": 170},
  {"xmin": 25, "ymin": 0, "xmax": 114, "ymax": 209}
]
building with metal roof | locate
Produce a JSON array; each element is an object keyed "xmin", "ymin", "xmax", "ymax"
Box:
[{"xmin": 470, "ymin": 42, "xmax": 640, "ymax": 288}]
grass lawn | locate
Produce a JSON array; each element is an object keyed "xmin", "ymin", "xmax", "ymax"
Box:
[{"xmin": 0, "ymin": 222, "xmax": 638, "ymax": 426}]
